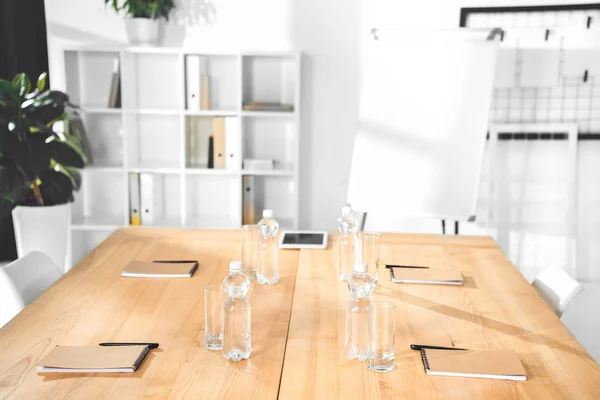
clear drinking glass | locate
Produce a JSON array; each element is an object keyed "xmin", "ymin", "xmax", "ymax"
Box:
[
  {"xmin": 360, "ymin": 232, "xmax": 380, "ymax": 281},
  {"xmin": 204, "ymin": 284, "xmax": 224, "ymax": 350},
  {"xmin": 242, "ymin": 225, "xmax": 260, "ymax": 279},
  {"xmin": 368, "ymin": 302, "xmax": 396, "ymax": 372}
]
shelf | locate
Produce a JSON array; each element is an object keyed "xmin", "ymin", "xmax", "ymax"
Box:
[
  {"xmin": 85, "ymin": 163, "xmax": 124, "ymax": 172},
  {"xmin": 71, "ymin": 215, "xmax": 124, "ymax": 230},
  {"xmin": 242, "ymin": 169, "xmax": 294, "ymax": 176},
  {"xmin": 82, "ymin": 107, "xmax": 123, "ymax": 114},
  {"xmin": 125, "ymin": 109, "xmax": 182, "ymax": 116},
  {"xmin": 129, "ymin": 216, "xmax": 182, "ymax": 229},
  {"xmin": 184, "ymin": 110, "xmax": 237, "ymax": 116},
  {"xmin": 241, "ymin": 111, "xmax": 295, "ymax": 118},
  {"xmin": 65, "ymin": 47, "xmax": 300, "ymax": 264},
  {"xmin": 128, "ymin": 167, "xmax": 181, "ymax": 174},
  {"xmin": 185, "ymin": 168, "xmax": 239, "ymax": 176}
]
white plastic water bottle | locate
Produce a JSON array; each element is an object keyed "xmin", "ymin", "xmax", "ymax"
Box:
[
  {"xmin": 257, "ymin": 209, "xmax": 279, "ymax": 285},
  {"xmin": 222, "ymin": 261, "xmax": 251, "ymax": 361},
  {"xmin": 337, "ymin": 205, "xmax": 360, "ymax": 280},
  {"xmin": 346, "ymin": 262, "xmax": 376, "ymax": 361}
]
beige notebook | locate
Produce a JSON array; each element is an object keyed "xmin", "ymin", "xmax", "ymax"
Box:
[
  {"xmin": 122, "ymin": 261, "xmax": 198, "ymax": 278},
  {"xmin": 390, "ymin": 267, "xmax": 463, "ymax": 285},
  {"xmin": 37, "ymin": 345, "xmax": 149, "ymax": 373},
  {"xmin": 420, "ymin": 349, "xmax": 527, "ymax": 381}
]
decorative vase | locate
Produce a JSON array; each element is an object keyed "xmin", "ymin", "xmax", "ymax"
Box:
[{"xmin": 125, "ymin": 18, "xmax": 161, "ymax": 46}]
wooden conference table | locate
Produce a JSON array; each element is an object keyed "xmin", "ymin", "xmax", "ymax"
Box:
[{"xmin": 0, "ymin": 229, "xmax": 599, "ymax": 399}]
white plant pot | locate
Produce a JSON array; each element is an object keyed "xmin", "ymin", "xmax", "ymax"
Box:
[{"xmin": 125, "ymin": 18, "xmax": 161, "ymax": 46}]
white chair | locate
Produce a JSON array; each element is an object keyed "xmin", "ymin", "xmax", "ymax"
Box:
[
  {"xmin": 12, "ymin": 204, "xmax": 72, "ymax": 273},
  {"xmin": 532, "ymin": 268, "xmax": 584, "ymax": 318},
  {"xmin": 0, "ymin": 251, "xmax": 63, "ymax": 328}
]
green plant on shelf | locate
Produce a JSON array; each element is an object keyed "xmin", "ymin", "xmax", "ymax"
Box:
[
  {"xmin": 0, "ymin": 72, "xmax": 88, "ymax": 216},
  {"xmin": 105, "ymin": 0, "xmax": 176, "ymax": 20}
]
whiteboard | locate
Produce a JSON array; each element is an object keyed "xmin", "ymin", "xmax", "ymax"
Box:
[{"xmin": 347, "ymin": 31, "xmax": 499, "ymax": 221}]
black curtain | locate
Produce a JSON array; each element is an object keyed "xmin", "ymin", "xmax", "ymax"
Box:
[
  {"xmin": 0, "ymin": 0, "xmax": 50, "ymax": 83},
  {"xmin": 0, "ymin": 0, "xmax": 50, "ymax": 260}
]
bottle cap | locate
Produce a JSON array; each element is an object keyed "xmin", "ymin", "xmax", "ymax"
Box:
[
  {"xmin": 229, "ymin": 261, "xmax": 243, "ymax": 272},
  {"xmin": 342, "ymin": 205, "xmax": 352, "ymax": 215},
  {"xmin": 353, "ymin": 262, "xmax": 367, "ymax": 273},
  {"xmin": 263, "ymin": 209, "xmax": 274, "ymax": 218}
]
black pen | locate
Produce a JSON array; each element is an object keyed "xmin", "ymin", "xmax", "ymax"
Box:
[
  {"xmin": 99, "ymin": 342, "xmax": 159, "ymax": 349},
  {"xmin": 410, "ymin": 344, "xmax": 466, "ymax": 351},
  {"xmin": 386, "ymin": 264, "xmax": 430, "ymax": 269},
  {"xmin": 153, "ymin": 260, "xmax": 197, "ymax": 264}
]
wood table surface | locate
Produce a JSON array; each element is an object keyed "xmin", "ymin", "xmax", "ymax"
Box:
[
  {"xmin": 279, "ymin": 234, "xmax": 600, "ymax": 399},
  {"xmin": 1, "ymin": 230, "xmax": 599, "ymax": 399}
]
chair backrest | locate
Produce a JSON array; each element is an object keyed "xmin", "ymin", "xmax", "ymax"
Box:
[
  {"xmin": 532, "ymin": 268, "xmax": 584, "ymax": 318},
  {"xmin": 0, "ymin": 251, "xmax": 62, "ymax": 328},
  {"xmin": 12, "ymin": 204, "xmax": 72, "ymax": 273}
]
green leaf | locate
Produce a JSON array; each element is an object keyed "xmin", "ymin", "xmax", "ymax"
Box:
[
  {"xmin": 55, "ymin": 165, "xmax": 82, "ymax": 191},
  {"xmin": 39, "ymin": 169, "xmax": 73, "ymax": 205},
  {"xmin": 47, "ymin": 141, "xmax": 85, "ymax": 168},
  {"xmin": 12, "ymin": 73, "xmax": 31, "ymax": 98},
  {"xmin": 37, "ymin": 72, "xmax": 48, "ymax": 92},
  {"xmin": 12, "ymin": 140, "xmax": 51, "ymax": 179},
  {"xmin": 0, "ymin": 79, "xmax": 19, "ymax": 104}
]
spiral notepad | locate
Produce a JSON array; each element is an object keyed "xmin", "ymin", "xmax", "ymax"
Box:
[
  {"xmin": 37, "ymin": 345, "xmax": 150, "ymax": 373},
  {"xmin": 420, "ymin": 349, "xmax": 527, "ymax": 381}
]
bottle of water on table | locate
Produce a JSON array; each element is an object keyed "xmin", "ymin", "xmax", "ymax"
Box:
[
  {"xmin": 257, "ymin": 209, "xmax": 280, "ymax": 285},
  {"xmin": 346, "ymin": 262, "xmax": 376, "ymax": 361},
  {"xmin": 337, "ymin": 205, "xmax": 360, "ymax": 281},
  {"xmin": 222, "ymin": 261, "xmax": 251, "ymax": 361}
]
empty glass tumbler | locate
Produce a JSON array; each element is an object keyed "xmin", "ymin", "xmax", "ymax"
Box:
[
  {"xmin": 360, "ymin": 232, "xmax": 380, "ymax": 281},
  {"xmin": 368, "ymin": 302, "xmax": 396, "ymax": 372},
  {"xmin": 242, "ymin": 225, "xmax": 260, "ymax": 279},
  {"xmin": 204, "ymin": 284, "xmax": 224, "ymax": 350}
]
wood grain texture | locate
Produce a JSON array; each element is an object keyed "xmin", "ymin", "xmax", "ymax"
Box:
[
  {"xmin": 0, "ymin": 228, "xmax": 299, "ymax": 400},
  {"xmin": 278, "ymin": 233, "xmax": 600, "ymax": 400}
]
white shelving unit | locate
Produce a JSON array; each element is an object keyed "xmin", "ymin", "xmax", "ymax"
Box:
[{"xmin": 62, "ymin": 47, "xmax": 301, "ymax": 264}]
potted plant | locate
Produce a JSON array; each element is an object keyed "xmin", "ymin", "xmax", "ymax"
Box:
[
  {"xmin": 105, "ymin": 0, "xmax": 176, "ymax": 46},
  {"xmin": 0, "ymin": 72, "xmax": 87, "ymax": 258}
]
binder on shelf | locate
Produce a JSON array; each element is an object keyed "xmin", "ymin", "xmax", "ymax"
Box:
[
  {"xmin": 200, "ymin": 74, "xmax": 210, "ymax": 110},
  {"xmin": 242, "ymin": 176, "xmax": 256, "ymax": 225},
  {"xmin": 224, "ymin": 117, "xmax": 241, "ymax": 171},
  {"xmin": 140, "ymin": 173, "xmax": 164, "ymax": 225},
  {"xmin": 186, "ymin": 55, "xmax": 200, "ymax": 110},
  {"xmin": 108, "ymin": 58, "xmax": 121, "ymax": 108},
  {"xmin": 128, "ymin": 173, "xmax": 141, "ymax": 226},
  {"xmin": 207, "ymin": 136, "xmax": 215, "ymax": 169},
  {"xmin": 213, "ymin": 117, "xmax": 226, "ymax": 169}
]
